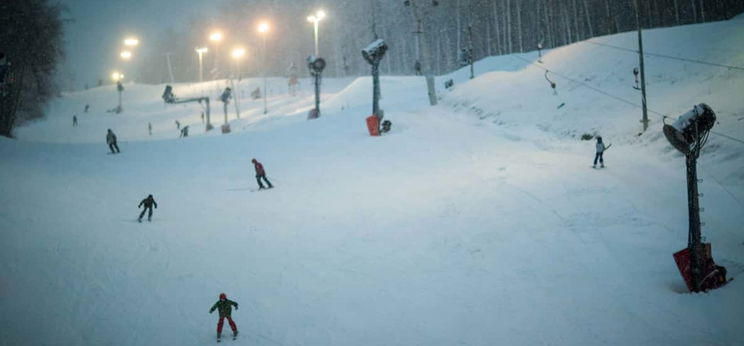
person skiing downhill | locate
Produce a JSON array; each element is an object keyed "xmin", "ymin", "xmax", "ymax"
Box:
[
  {"xmin": 593, "ymin": 136, "xmax": 606, "ymax": 168},
  {"xmin": 106, "ymin": 129, "xmax": 120, "ymax": 154},
  {"xmin": 137, "ymin": 194, "xmax": 157, "ymax": 222},
  {"xmin": 252, "ymin": 158, "xmax": 273, "ymax": 189},
  {"xmin": 209, "ymin": 293, "xmax": 239, "ymax": 341}
]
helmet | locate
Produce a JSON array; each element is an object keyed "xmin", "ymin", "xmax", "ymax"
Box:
[
  {"xmin": 596, "ymin": 136, "xmax": 602, "ymax": 141},
  {"xmin": 251, "ymin": 158, "xmax": 257, "ymax": 163},
  {"xmin": 219, "ymin": 293, "xmax": 227, "ymax": 300}
]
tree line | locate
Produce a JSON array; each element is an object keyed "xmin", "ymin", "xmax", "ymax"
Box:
[{"xmin": 136, "ymin": 0, "xmax": 743, "ymax": 84}]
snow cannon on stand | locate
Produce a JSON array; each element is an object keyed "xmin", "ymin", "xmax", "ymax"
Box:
[
  {"xmin": 307, "ymin": 55, "xmax": 326, "ymax": 120},
  {"xmin": 663, "ymin": 104, "xmax": 716, "ymax": 155},
  {"xmin": 362, "ymin": 39, "xmax": 388, "ymax": 136},
  {"xmin": 161, "ymin": 85, "xmax": 213, "ymax": 132},
  {"xmin": 663, "ymin": 103, "xmax": 728, "ymax": 292}
]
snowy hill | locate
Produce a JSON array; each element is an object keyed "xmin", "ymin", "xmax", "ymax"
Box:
[{"xmin": 2, "ymin": 18, "xmax": 744, "ymax": 345}]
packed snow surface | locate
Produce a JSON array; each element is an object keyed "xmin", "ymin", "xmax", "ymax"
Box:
[{"xmin": 2, "ymin": 19, "xmax": 744, "ymax": 345}]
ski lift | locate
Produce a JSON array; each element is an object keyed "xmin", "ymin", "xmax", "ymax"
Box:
[
  {"xmin": 544, "ymin": 71, "xmax": 557, "ymax": 95},
  {"xmin": 632, "ymin": 67, "xmax": 640, "ymax": 90}
]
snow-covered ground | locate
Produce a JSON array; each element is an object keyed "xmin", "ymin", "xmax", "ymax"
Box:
[{"xmin": 2, "ymin": 19, "xmax": 744, "ymax": 346}]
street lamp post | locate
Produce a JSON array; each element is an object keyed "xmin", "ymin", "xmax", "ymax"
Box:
[
  {"xmin": 209, "ymin": 31, "xmax": 223, "ymax": 80},
  {"xmin": 124, "ymin": 37, "xmax": 139, "ymax": 47},
  {"xmin": 306, "ymin": 10, "xmax": 326, "ymax": 57},
  {"xmin": 111, "ymin": 71, "xmax": 124, "ymax": 113},
  {"xmin": 120, "ymin": 50, "xmax": 132, "ymax": 60},
  {"xmin": 257, "ymin": 22, "xmax": 269, "ymax": 114},
  {"xmin": 195, "ymin": 47, "xmax": 208, "ymax": 83}
]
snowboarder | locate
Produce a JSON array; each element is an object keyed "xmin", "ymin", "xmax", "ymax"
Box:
[
  {"xmin": 252, "ymin": 158, "xmax": 273, "ymax": 189},
  {"xmin": 209, "ymin": 293, "xmax": 239, "ymax": 342},
  {"xmin": 72, "ymin": 115, "xmax": 78, "ymax": 127},
  {"xmin": 593, "ymin": 136, "xmax": 606, "ymax": 168},
  {"xmin": 106, "ymin": 129, "xmax": 120, "ymax": 154},
  {"xmin": 137, "ymin": 194, "xmax": 157, "ymax": 222}
]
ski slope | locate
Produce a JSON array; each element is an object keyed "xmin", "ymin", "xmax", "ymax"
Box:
[{"xmin": 2, "ymin": 18, "xmax": 744, "ymax": 346}]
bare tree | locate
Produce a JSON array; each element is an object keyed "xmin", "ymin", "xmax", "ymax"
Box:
[{"xmin": 0, "ymin": 0, "xmax": 64, "ymax": 138}]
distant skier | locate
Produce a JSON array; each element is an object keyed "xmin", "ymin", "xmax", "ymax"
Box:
[
  {"xmin": 201, "ymin": 111, "xmax": 205, "ymax": 123},
  {"xmin": 72, "ymin": 115, "xmax": 78, "ymax": 127},
  {"xmin": 593, "ymin": 136, "xmax": 609, "ymax": 168},
  {"xmin": 84, "ymin": 104, "xmax": 89, "ymax": 113},
  {"xmin": 106, "ymin": 129, "xmax": 120, "ymax": 154},
  {"xmin": 137, "ymin": 194, "xmax": 157, "ymax": 222},
  {"xmin": 209, "ymin": 293, "xmax": 239, "ymax": 341},
  {"xmin": 175, "ymin": 120, "xmax": 181, "ymax": 130},
  {"xmin": 148, "ymin": 122, "xmax": 152, "ymax": 136},
  {"xmin": 252, "ymin": 158, "xmax": 273, "ymax": 189},
  {"xmin": 180, "ymin": 125, "xmax": 189, "ymax": 138}
]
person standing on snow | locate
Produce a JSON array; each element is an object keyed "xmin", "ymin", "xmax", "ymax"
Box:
[
  {"xmin": 137, "ymin": 194, "xmax": 157, "ymax": 222},
  {"xmin": 593, "ymin": 136, "xmax": 607, "ymax": 168},
  {"xmin": 106, "ymin": 129, "xmax": 120, "ymax": 154},
  {"xmin": 73, "ymin": 115, "xmax": 78, "ymax": 127},
  {"xmin": 209, "ymin": 293, "xmax": 239, "ymax": 341},
  {"xmin": 252, "ymin": 158, "xmax": 273, "ymax": 189}
]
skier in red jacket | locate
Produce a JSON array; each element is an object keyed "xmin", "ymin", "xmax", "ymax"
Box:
[
  {"xmin": 252, "ymin": 158, "xmax": 273, "ymax": 189},
  {"xmin": 209, "ymin": 293, "xmax": 239, "ymax": 341}
]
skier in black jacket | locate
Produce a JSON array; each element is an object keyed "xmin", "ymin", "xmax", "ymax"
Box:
[
  {"xmin": 137, "ymin": 194, "xmax": 157, "ymax": 222},
  {"xmin": 210, "ymin": 293, "xmax": 239, "ymax": 341}
]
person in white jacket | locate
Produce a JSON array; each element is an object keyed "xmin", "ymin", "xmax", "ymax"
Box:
[{"xmin": 593, "ymin": 136, "xmax": 606, "ymax": 168}]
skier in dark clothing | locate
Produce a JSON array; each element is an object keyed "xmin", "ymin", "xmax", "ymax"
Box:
[
  {"xmin": 106, "ymin": 129, "xmax": 120, "ymax": 154},
  {"xmin": 593, "ymin": 136, "xmax": 606, "ymax": 168},
  {"xmin": 252, "ymin": 158, "xmax": 273, "ymax": 189},
  {"xmin": 209, "ymin": 293, "xmax": 239, "ymax": 341},
  {"xmin": 73, "ymin": 115, "xmax": 78, "ymax": 126},
  {"xmin": 137, "ymin": 194, "xmax": 157, "ymax": 222}
]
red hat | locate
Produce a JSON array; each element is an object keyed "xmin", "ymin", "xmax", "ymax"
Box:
[{"xmin": 219, "ymin": 293, "xmax": 227, "ymax": 300}]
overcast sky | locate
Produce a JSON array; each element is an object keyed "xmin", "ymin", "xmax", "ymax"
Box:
[{"xmin": 59, "ymin": 0, "xmax": 221, "ymax": 90}]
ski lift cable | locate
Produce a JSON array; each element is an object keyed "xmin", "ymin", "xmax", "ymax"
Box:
[
  {"xmin": 510, "ymin": 54, "xmax": 744, "ymax": 146},
  {"xmin": 584, "ymin": 40, "xmax": 744, "ymax": 72},
  {"xmin": 512, "ymin": 54, "xmax": 659, "ymax": 113}
]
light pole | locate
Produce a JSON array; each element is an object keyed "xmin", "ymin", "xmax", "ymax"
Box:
[
  {"xmin": 209, "ymin": 31, "xmax": 223, "ymax": 80},
  {"xmin": 231, "ymin": 47, "xmax": 245, "ymax": 119},
  {"xmin": 120, "ymin": 50, "xmax": 132, "ymax": 60},
  {"xmin": 195, "ymin": 47, "xmax": 208, "ymax": 83},
  {"xmin": 306, "ymin": 10, "xmax": 326, "ymax": 57},
  {"xmin": 257, "ymin": 22, "xmax": 269, "ymax": 114},
  {"xmin": 124, "ymin": 37, "xmax": 139, "ymax": 47},
  {"xmin": 111, "ymin": 71, "xmax": 124, "ymax": 113}
]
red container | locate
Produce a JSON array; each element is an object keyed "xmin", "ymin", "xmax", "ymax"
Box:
[
  {"xmin": 673, "ymin": 248, "xmax": 694, "ymax": 291},
  {"xmin": 673, "ymin": 243, "xmax": 728, "ymax": 292},
  {"xmin": 366, "ymin": 115, "xmax": 380, "ymax": 136}
]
